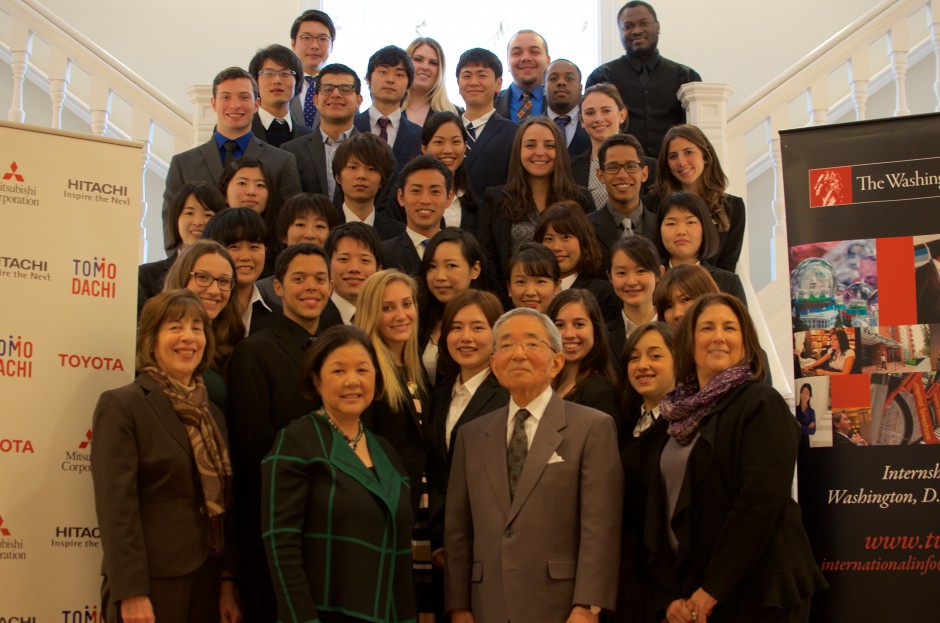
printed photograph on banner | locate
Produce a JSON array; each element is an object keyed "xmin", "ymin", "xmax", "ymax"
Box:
[
  {"xmin": 826, "ymin": 407, "xmax": 872, "ymax": 447},
  {"xmin": 790, "ymin": 239, "xmax": 878, "ymax": 331},
  {"xmin": 869, "ymin": 372, "xmax": 940, "ymax": 445},
  {"xmin": 914, "ymin": 236, "xmax": 940, "ymax": 325},
  {"xmin": 794, "ymin": 377, "xmax": 832, "ymax": 448},
  {"xmin": 795, "ymin": 328, "xmax": 861, "ymax": 377}
]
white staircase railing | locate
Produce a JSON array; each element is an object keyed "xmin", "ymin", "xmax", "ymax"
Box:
[{"xmin": 683, "ymin": 0, "xmax": 940, "ymax": 402}]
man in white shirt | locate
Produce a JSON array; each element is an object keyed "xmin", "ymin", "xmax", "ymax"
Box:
[{"xmin": 248, "ymin": 44, "xmax": 312, "ymax": 147}]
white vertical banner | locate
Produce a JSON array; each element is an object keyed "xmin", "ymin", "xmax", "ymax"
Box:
[{"xmin": 0, "ymin": 121, "xmax": 141, "ymax": 621}]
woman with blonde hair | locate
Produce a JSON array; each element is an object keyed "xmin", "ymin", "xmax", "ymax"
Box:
[{"xmin": 403, "ymin": 37, "xmax": 460, "ymax": 126}]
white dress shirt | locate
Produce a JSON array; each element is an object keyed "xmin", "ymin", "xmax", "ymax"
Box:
[
  {"xmin": 505, "ymin": 385, "xmax": 553, "ymax": 449},
  {"xmin": 446, "ymin": 368, "xmax": 491, "ymax": 449},
  {"xmin": 368, "ymin": 106, "xmax": 401, "ymax": 147}
]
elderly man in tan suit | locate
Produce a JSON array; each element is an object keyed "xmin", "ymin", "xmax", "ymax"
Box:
[{"xmin": 444, "ymin": 307, "xmax": 624, "ymax": 623}]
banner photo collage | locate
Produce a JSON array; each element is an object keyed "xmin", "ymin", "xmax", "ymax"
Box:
[{"xmin": 781, "ymin": 114, "xmax": 940, "ymax": 622}]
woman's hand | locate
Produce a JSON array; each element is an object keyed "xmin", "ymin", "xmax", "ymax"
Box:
[
  {"xmin": 120, "ymin": 595, "xmax": 155, "ymax": 623},
  {"xmin": 686, "ymin": 588, "xmax": 717, "ymax": 622},
  {"xmin": 220, "ymin": 579, "xmax": 242, "ymax": 623}
]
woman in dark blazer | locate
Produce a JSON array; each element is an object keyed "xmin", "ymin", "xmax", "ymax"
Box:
[
  {"xmin": 420, "ymin": 112, "xmax": 480, "ymax": 234},
  {"xmin": 91, "ymin": 290, "xmax": 239, "ymax": 623},
  {"xmin": 262, "ymin": 325, "xmax": 415, "ymax": 623},
  {"xmin": 645, "ymin": 294, "xmax": 825, "ymax": 622},
  {"xmin": 477, "ymin": 117, "xmax": 594, "ymax": 293}
]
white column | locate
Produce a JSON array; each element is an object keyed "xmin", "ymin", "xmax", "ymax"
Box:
[
  {"xmin": 597, "ymin": 0, "xmax": 622, "ymax": 65},
  {"xmin": 132, "ymin": 111, "xmax": 155, "ymax": 264},
  {"xmin": 90, "ymin": 79, "xmax": 112, "ymax": 136},
  {"xmin": 48, "ymin": 50, "xmax": 72, "ymax": 129},
  {"xmin": 929, "ymin": 0, "xmax": 940, "ymax": 112},
  {"xmin": 8, "ymin": 22, "xmax": 34, "ymax": 124},
  {"xmin": 678, "ymin": 82, "xmax": 734, "ymax": 162},
  {"xmin": 809, "ymin": 77, "xmax": 829, "ymax": 126},
  {"xmin": 186, "ymin": 85, "xmax": 215, "ymax": 147},
  {"xmin": 889, "ymin": 19, "xmax": 910, "ymax": 116},
  {"xmin": 850, "ymin": 51, "xmax": 870, "ymax": 121}
]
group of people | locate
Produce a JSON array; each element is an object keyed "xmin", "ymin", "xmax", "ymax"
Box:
[{"xmin": 92, "ymin": 2, "xmax": 828, "ymax": 623}]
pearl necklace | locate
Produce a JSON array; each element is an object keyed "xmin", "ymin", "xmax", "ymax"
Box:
[{"xmin": 324, "ymin": 412, "xmax": 365, "ymax": 450}]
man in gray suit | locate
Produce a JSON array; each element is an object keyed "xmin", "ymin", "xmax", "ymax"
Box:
[
  {"xmin": 161, "ymin": 67, "xmax": 302, "ymax": 255},
  {"xmin": 445, "ymin": 307, "xmax": 624, "ymax": 623}
]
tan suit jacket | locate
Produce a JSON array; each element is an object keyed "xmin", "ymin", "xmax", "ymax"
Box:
[{"xmin": 444, "ymin": 392, "xmax": 624, "ymax": 623}]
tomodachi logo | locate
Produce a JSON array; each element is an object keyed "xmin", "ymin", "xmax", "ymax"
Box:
[{"xmin": 809, "ymin": 166, "xmax": 852, "ymax": 207}]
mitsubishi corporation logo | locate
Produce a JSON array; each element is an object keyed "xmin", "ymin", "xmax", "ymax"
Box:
[
  {"xmin": 78, "ymin": 429, "xmax": 92, "ymax": 450},
  {"xmin": 809, "ymin": 166, "xmax": 852, "ymax": 207},
  {"xmin": 0, "ymin": 515, "xmax": 10, "ymax": 536},
  {"xmin": 2, "ymin": 162, "xmax": 24, "ymax": 182}
]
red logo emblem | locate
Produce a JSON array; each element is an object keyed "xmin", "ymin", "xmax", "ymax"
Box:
[
  {"xmin": 2, "ymin": 162, "xmax": 24, "ymax": 182},
  {"xmin": 78, "ymin": 429, "xmax": 92, "ymax": 449},
  {"xmin": 0, "ymin": 515, "xmax": 10, "ymax": 536},
  {"xmin": 809, "ymin": 166, "xmax": 852, "ymax": 207}
]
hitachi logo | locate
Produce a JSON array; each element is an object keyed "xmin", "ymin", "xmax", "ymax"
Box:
[{"xmin": 66, "ymin": 179, "xmax": 127, "ymax": 196}]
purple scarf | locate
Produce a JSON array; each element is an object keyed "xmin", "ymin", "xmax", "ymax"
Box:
[{"xmin": 660, "ymin": 364, "xmax": 753, "ymax": 445}]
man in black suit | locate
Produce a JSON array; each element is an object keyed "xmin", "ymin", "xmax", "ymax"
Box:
[
  {"xmin": 161, "ymin": 67, "xmax": 302, "ymax": 255},
  {"xmin": 289, "ymin": 9, "xmax": 336, "ymax": 127},
  {"xmin": 832, "ymin": 411, "xmax": 867, "ymax": 446},
  {"xmin": 456, "ymin": 49, "xmax": 519, "ymax": 201},
  {"xmin": 354, "ymin": 46, "xmax": 423, "ymax": 171},
  {"xmin": 331, "ymin": 133, "xmax": 405, "ymax": 241},
  {"xmin": 248, "ymin": 44, "xmax": 312, "ymax": 148},
  {"xmin": 586, "ymin": 1, "xmax": 700, "ymax": 158},
  {"xmin": 544, "ymin": 59, "xmax": 590, "ymax": 156},
  {"xmin": 383, "ymin": 156, "xmax": 452, "ymax": 276},
  {"xmin": 494, "ymin": 30, "xmax": 550, "ymax": 121},
  {"xmin": 227, "ymin": 243, "xmax": 333, "ymax": 623},
  {"xmin": 323, "ymin": 222, "xmax": 385, "ymax": 325},
  {"xmin": 588, "ymin": 134, "xmax": 657, "ymax": 262},
  {"xmin": 916, "ymin": 238, "xmax": 940, "ymax": 324}
]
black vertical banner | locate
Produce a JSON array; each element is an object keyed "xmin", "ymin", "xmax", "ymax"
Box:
[{"xmin": 781, "ymin": 114, "xmax": 940, "ymax": 622}]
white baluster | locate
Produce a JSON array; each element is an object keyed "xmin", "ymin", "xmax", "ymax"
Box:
[
  {"xmin": 132, "ymin": 112, "xmax": 155, "ymax": 263},
  {"xmin": 8, "ymin": 22, "xmax": 34, "ymax": 123},
  {"xmin": 810, "ymin": 77, "xmax": 829, "ymax": 126},
  {"xmin": 90, "ymin": 80, "xmax": 113, "ymax": 136},
  {"xmin": 48, "ymin": 50, "xmax": 72, "ymax": 129},
  {"xmin": 849, "ymin": 51, "xmax": 870, "ymax": 120},
  {"xmin": 889, "ymin": 19, "xmax": 911, "ymax": 116},
  {"xmin": 677, "ymin": 82, "xmax": 734, "ymax": 162},
  {"xmin": 929, "ymin": 0, "xmax": 940, "ymax": 112}
]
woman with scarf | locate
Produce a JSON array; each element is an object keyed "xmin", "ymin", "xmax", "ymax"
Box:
[
  {"xmin": 646, "ymin": 293, "xmax": 825, "ymax": 623},
  {"xmin": 91, "ymin": 289, "xmax": 239, "ymax": 623}
]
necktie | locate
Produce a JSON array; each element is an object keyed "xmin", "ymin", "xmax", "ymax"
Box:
[
  {"xmin": 466, "ymin": 122, "xmax": 476, "ymax": 151},
  {"xmin": 638, "ymin": 64, "xmax": 650, "ymax": 87},
  {"xmin": 222, "ymin": 140, "xmax": 238, "ymax": 166},
  {"xmin": 554, "ymin": 115, "xmax": 571, "ymax": 130},
  {"xmin": 418, "ymin": 238, "xmax": 429, "ymax": 259},
  {"xmin": 377, "ymin": 117, "xmax": 390, "ymax": 143},
  {"xmin": 303, "ymin": 76, "xmax": 317, "ymax": 128},
  {"xmin": 266, "ymin": 118, "xmax": 291, "ymax": 148},
  {"xmin": 517, "ymin": 91, "xmax": 532, "ymax": 120},
  {"xmin": 620, "ymin": 217, "xmax": 634, "ymax": 238},
  {"xmin": 507, "ymin": 408, "xmax": 531, "ymax": 498},
  {"xmin": 634, "ymin": 409, "xmax": 655, "ymax": 437}
]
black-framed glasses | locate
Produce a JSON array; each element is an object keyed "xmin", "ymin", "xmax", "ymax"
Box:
[
  {"xmin": 602, "ymin": 161, "xmax": 643, "ymax": 175},
  {"xmin": 319, "ymin": 83, "xmax": 356, "ymax": 96},
  {"xmin": 257, "ymin": 69, "xmax": 297, "ymax": 79},
  {"xmin": 298, "ymin": 33, "xmax": 333, "ymax": 46},
  {"xmin": 189, "ymin": 272, "xmax": 235, "ymax": 291}
]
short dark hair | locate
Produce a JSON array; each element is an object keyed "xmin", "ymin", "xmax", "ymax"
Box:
[
  {"xmin": 622, "ymin": 321, "xmax": 675, "ymax": 405},
  {"xmin": 456, "ymin": 48, "xmax": 503, "ymax": 79},
  {"xmin": 609, "ymin": 235, "xmax": 662, "ymax": 273},
  {"xmin": 598, "ymin": 133, "xmax": 645, "ymax": 168},
  {"xmin": 509, "ymin": 30, "xmax": 550, "ymax": 56},
  {"xmin": 506, "ymin": 242, "xmax": 560, "ymax": 282},
  {"xmin": 137, "ymin": 290, "xmax": 214, "ymax": 376},
  {"xmin": 534, "ymin": 201, "xmax": 605, "ymax": 277},
  {"xmin": 437, "ymin": 289, "xmax": 505, "ymax": 384},
  {"xmin": 315, "ymin": 63, "xmax": 361, "ymax": 95},
  {"xmin": 421, "ymin": 112, "xmax": 475, "ymax": 200},
  {"xmin": 546, "ymin": 58, "xmax": 582, "ymax": 81},
  {"xmin": 331, "ymin": 133, "xmax": 394, "ymax": 193},
  {"xmin": 218, "ymin": 157, "xmax": 277, "ymax": 245},
  {"xmin": 203, "ymin": 207, "xmax": 266, "ymax": 247},
  {"xmin": 652, "ymin": 263, "xmax": 718, "ymax": 319},
  {"xmin": 275, "ymin": 242, "xmax": 329, "ymax": 284},
  {"xmin": 324, "ymin": 222, "xmax": 385, "ymax": 268},
  {"xmin": 654, "ymin": 191, "xmax": 720, "ymax": 263},
  {"xmin": 276, "ymin": 193, "xmax": 338, "ymax": 244},
  {"xmin": 618, "ymin": 0, "xmax": 658, "ymax": 23},
  {"xmin": 166, "ymin": 182, "xmax": 228, "ymax": 250},
  {"xmin": 398, "ymin": 154, "xmax": 454, "ymax": 194},
  {"xmin": 290, "ymin": 9, "xmax": 336, "ymax": 42},
  {"xmin": 248, "ymin": 44, "xmax": 304, "ymax": 97},
  {"xmin": 300, "ymin": 325, "xmax": 382, "ymax": 401},
  {"xmin": 366, "ymin": 45, "xmax": 415, "ymax": 88},
  {"xmin": 212, "ymin": 67, "xmax": 258, "ymax": 99}
]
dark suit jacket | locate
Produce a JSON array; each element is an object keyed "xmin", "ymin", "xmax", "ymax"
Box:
[
  {"xmin": 354, "ymin": 111, "xmax": 423, "ymax": 171},
  {"xmin": 426, "ymin": 373, "xmax": 509, "ymax": 548},
  {"xmin": 915, "ymin": 259, "xmax": 940, "ymax": 324},
  {"xmin": 608, "ymin": 315, "xmax": 628, "ymax": 378},
  {"xmin": 571, "ymin": 148, "xmax": 658, "ymax": 207},
  {"xmin": 250, "ymin": 111, "xmax": 312, "ymax": 147},
  {"xmin": 643, "ymin": 382, "xmax": 826, "ymax": 616},
  {"xmin": 247, "ymin": 290, "xmax": 282, "ymax": 336},
  {"xmin": 464, "ymin": 112, "xmax": 518, "ymax": 201},
  {"xmin": 833, "ymin": 431, "xmax": 855, "ymax": 446},
  {"xmin": 281, "ymin": 120, "xmax": 357, "ymax": 198},
  {"xmin": 444, "ymin": 392, "xmax": 624, "ymax": 622},
  {"xmin": 137, "ymin": 255, "xmax": 176, "ymax": 316},
  {"xmin": 91, "ymin": 373, "xmax": 231, "ymax": 605},
  {"xmin": 494, "ymin": 87, "xmax": 547, "ymax": 119},
  {"xmin": 564, "ymin": 373, "xmax": 624, "ymax": 437},
  {"xmin": 333, "ymin": 207, "xmax": 405, "ymax": 242},
  {"xmin": 162, "ymin": 135, "xmax": 302, "ymax": 254},
  {"xmin": 587, "ymin": 202, "xmax": 659, "ymax": 268},
  {"xmin": 568, "ymin": 124, "xmax": 591, "ymax": 156},
  {"xmin": 702, "ymin": 260, "xmax": 747, "ymax": 303},
  {"xmin": 382, "ymin": 231, "xmax": 422, "ymax": 276},
  {"xmin": 571, "ymin": 273, "xmax": 621, "ymax": 325},
  {"xmin": 262, "ymin": 413, "xmax": 415, "ymax": 623}
]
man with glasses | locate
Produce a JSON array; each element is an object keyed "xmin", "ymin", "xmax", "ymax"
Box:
[
  {"xmin": 248, "ymin": 44, "xmax": 311, "ymax": 148},
  {"xmin": 445, "ymin": 307, "xmax": 623, "ymax": 623},
  {"xmin": 289, "ymin": 9, "xmax": 336, "ymax": 127},
  {"xmin": 588, "ymin": 134, "xmax": 657, "ymax": 259},
  {"xmin": 161, "ymin": 67, "xmax": 302, "ymax": 255}
]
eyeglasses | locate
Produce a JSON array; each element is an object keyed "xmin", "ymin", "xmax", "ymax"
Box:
[
  {"xmin": 298, "ymin": 33, "xmax": 333, "ymax": 46},
  {"xmin": 495, "ymin": 339, "xmax": 552, "ymax": 355},
  {"xmin": 189, "ymin": 272, "xmax": 235, "ymax": 291},
  {"xmin": 319, "ymin": 83, "xmax": 357, "ymax": 96},
  {"xmin": 257, "ymin": 69, "xmax": 297, "ymax": 79},
  {"xmin": 602, "ymin": 161, "xmax": 643, "ymax": 175}
]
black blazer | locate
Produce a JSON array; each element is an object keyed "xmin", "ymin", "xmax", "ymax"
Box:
[
  {"xmin": 478, "ymin": 184, "xmax": 595, "ymax": 294},
  {"xmin": 607, "ymin": 315, "xmax": 628, "ymax": 378},
  {"xmin": 137, "ymin": 255, "xmax": 175, "ymax": 316},
  {"xmin": 463, "ymin": 112, "xmax": 518, "ymax": 201},
  {"xmin": 354, "ymin": 111, "xmax": 423, "ymax": 171},
  {"xmin": 382, "ymin": 231, "xmax": 422, "ymax": 276},
  {"xmin": 571, "ymin": 273, "xmax": 621, "ymax": 324},
  {"xmin": 494, "ymin": 87, "xmax": 547, "ymax": 119},
  {"xmin": 247, "ymin": 290, "xmax": 282, "ymax": 336},
  {"xmin": 250, "ymin": 111, "xmax": 312, "ymax": 147},
  {"xmin": 587, "ymin": 202, "xmax": 659, "ymax": 267},
  {"xmin": 643, "ymin": 382, "xmax": 826, "ymax": 617},
  {"xmin": 701, "ymin": 260, "xmax": 747, "ymax": 303},
  {"xmin": 426, "ymin": 373, "xmax": 509, "ymax": 548},
  {"xmin": 571, "ymin": 147, "xmax": 658, "ymax": 207},
  {"xmin": 564, "ymin": 373, "xmax": 623, "ymax": 434},
  {"xmin": 333, "ymin": 207, "xmax": 405, "ymax": 242},
  {"xmin": 568, "ymin": 124, "xmax": 591, "ymax": 156}
]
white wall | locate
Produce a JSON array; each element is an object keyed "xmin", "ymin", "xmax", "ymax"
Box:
[{"xmin": 35, "ymin": 0, "xmax": 884, "ymax": 109}]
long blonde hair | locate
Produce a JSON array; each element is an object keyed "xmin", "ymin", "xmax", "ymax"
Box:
[
  {"xmin": 403, "ymin": 37, "xmax": 459, "ymax": 116},
  {"xmin": 354, "ymin": 269, "xmax": 426, "ymax": 412}
]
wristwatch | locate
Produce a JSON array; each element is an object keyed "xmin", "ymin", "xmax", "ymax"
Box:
[{"xmin": 575, "ymin": 604, "xmax": 601, "ymax": 615}]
